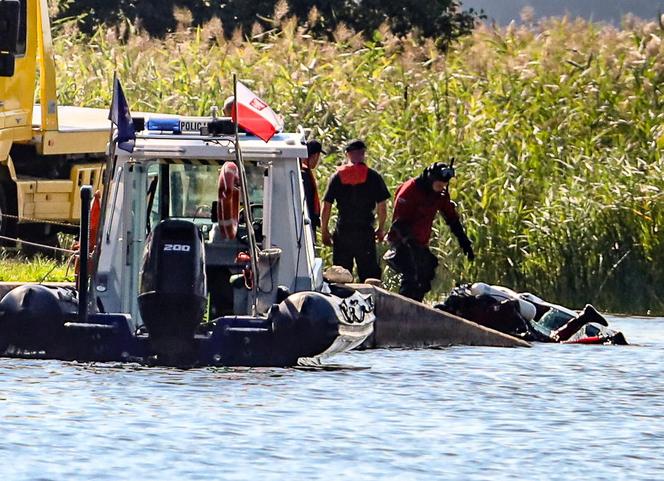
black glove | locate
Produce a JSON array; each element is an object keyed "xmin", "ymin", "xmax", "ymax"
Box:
[
  {"xmin": 463, "ymin": 243, "xmax": 475, "ymax": 261},
  {"xmin": 449, "ymin": 218, "xmax": 475, "ymax": 261}
]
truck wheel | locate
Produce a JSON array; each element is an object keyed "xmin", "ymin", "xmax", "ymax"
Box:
[{"xmin": 0, "ymin": 183, "xmax": 18, "ymax": 247}]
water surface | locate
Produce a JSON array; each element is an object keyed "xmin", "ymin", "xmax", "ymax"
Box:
[{"xmin": 1, "ymin": 316, "xmax": 662, "ymax": 480}]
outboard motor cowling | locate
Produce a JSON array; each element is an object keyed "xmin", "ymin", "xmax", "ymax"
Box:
[{"xmin": 138, "ymin": 219, "xmax": 207, "ymax": 362}]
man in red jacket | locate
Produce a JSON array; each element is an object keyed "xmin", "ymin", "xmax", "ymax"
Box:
[{"xmin": 386, "ymin": 162, "xmax": 474, "ymax": 301}]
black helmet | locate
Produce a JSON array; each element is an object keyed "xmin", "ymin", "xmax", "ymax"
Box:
[
  {"xmin": 416, "ymin": 161, "xmax": 455, "ymax": 192},
  {"xmin": 424, "ymin": 162, "xmax": 455, "ymax": 182}
]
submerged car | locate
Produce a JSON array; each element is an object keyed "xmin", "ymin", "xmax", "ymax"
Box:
[{"xmin": 436, "ymin": 282, "xmax": 627, "ymax": 345}]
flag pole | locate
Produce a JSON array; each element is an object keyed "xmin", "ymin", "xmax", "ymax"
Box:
[
  {"xmin": 101, "ymin": 72, "xmax": 119, "ymax": 222},
  {"xmin": 233, "ymin": 74, "xmax": 259, "ymax": 315},
  {"xmin": 89, "ymin": 72, "xmax": 120, "ymax": 303}
]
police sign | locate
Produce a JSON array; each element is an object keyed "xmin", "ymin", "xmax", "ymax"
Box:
[{"xmin": 179, "ymin": 117, "xmax": 210, "ymax": 134}]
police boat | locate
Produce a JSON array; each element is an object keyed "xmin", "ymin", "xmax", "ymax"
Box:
[{"xmin": 0, "ymin": 113, "xmax": 375, "ymax": 366}]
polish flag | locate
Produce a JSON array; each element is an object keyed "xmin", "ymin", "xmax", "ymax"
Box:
[{"xmin": 232, "ymin": 81, "xmax": 284, "ymax": 142}]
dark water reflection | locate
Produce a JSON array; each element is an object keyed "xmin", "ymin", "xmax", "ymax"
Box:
[{"xmin": 1, "ymin": 317, "xmax": 663, "ymax": 480}]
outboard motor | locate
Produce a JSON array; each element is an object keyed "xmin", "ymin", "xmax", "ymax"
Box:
[{"xmin": 138, "ymin": 219, "xmax": 207, "ymax": 363}]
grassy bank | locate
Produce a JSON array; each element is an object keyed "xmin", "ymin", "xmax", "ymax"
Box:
[
  {"xmin": 0, "ymin": 252, "xmax": 74, "ymax": 283},
  {"xmin": 44, "ymin": 13, "xmax": 663, "ymax": 314}
]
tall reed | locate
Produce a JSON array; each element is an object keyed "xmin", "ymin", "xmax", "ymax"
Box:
[{"xmin": 50, "ymin": 14, "xmax": 664, "ymax": 313}]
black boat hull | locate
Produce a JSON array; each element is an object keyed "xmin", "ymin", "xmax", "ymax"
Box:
[{"xmin": 0, "ymin": 286, "xmax": 374, "ymax": 367}]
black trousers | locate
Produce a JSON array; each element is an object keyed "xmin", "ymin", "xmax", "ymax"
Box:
[
  {"xmin": 332, "ymin": 226, "xmax": 381, "ymax": 282},
  {"xmin": 390, "ymin": 243, "xmax": 438, "ymax": 302}
]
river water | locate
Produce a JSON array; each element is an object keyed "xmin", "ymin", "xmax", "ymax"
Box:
[{"xmin": 1, "ymin": 316, "xmax": 662, "ymax": 481}]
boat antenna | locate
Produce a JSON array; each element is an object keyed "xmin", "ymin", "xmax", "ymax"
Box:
[{"xmin": 233, "ymin": 74, "xmax": 260, "ymax": 315}]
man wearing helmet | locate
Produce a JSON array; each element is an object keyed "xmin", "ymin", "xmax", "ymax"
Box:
[{"xmin": 386, "ymin": 161, "xmax": 474, "ymax": 301}]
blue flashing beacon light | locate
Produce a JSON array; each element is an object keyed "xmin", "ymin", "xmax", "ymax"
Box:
[{"xmin": 146, "ymin": 117, "xmax": 181, "ymax": 134}]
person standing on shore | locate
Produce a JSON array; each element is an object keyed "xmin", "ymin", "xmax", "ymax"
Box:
[
  {"xmin": 301, "ymin": 139, "xmax": 325, "ymax": 240},
  {"xmin": 223, "ymin": 96, "xmax": 235, "ymax": 116},
  {"xmin": 321, "ymin": 139, "xmax": 390, "ymax": 282}
]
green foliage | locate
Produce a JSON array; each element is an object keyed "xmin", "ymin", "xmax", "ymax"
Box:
[
  {"xmin": 49, "ymin": 14, "xmax": 664, "ymax": 314},
  {"xmin": 53, "ymin": 0, "xmax": 481, "ymax": 49}
]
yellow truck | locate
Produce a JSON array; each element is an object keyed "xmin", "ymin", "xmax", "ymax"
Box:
[{"xmin": 0, "ymin": 0, "xmax": 108, "ymax": 246}]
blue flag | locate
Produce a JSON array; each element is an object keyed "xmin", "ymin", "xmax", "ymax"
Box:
[{"xmin": 108, "ymin": 77, "xmax": 135, "ymax": 152}]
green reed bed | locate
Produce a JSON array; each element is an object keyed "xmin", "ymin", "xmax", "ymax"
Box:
[{"xmin": 47, "ymin": 14, "xmax": 664, "ymax": 313}]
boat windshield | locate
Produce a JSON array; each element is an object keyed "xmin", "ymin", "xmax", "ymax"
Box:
[{"xmin": 147, "ymin": 160, "xmax": 264, "ymax": 230}]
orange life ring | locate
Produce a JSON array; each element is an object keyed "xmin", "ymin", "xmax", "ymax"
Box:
[
  {"xmin": 74, "ymin": 190, "xmax": 102, "ymax": 283},
  {"xmin": 89, "ymin": 190, "xmax": 101, "ymax": 253},
  {"xmin": 217, "ymin": 162, "xmax": 240, "ymax": 240}
]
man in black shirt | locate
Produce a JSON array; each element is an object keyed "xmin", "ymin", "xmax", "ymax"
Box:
[
  {"xmin": 301, "ymin": 140, "xmax": 324, "ymax": 240},
  {"xmin": 321, "ymin": 139, "xmax": 390, "ymax": 281}
]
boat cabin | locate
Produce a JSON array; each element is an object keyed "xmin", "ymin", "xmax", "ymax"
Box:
[{"xmin": 94, "ymin": 119, "xmax": 322, "ymax": 334}]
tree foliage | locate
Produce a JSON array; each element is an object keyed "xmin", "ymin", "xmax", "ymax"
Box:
[{"xmin": 55, "ymin": 0, "xmax": 483, "ymax": 48}]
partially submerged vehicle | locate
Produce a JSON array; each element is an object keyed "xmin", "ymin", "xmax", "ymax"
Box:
[
  {"xmin": 436, "ymin": 283, "xmax": 628, "ymax": 345},
  {"xmin": 0, "ymin": 114, "xmax": 375, "ymax": 366}
]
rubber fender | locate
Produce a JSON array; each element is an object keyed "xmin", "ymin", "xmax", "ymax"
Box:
[
  {"xmin": 0, "ymin": 284, "xmax": 65, "ymax": 351},
  {"xmin": 271, "ymin": 291, "xmax": 340, "ymax": 357}
]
